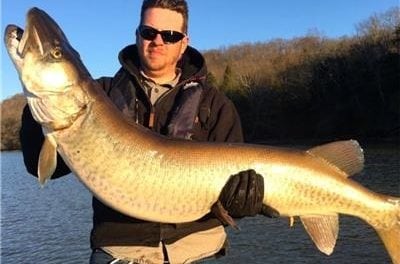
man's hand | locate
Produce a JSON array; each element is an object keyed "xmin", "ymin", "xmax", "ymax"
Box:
[{"xmin": 219, "ymin": 170, "xmax": 279, "ymax": 218}]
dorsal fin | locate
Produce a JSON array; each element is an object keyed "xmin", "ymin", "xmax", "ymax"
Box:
[{"xmin": 307, "ymin": 140, "xmax": 364, "ymax": 177}]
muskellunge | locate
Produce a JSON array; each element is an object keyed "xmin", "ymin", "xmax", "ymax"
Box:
[{"xmin": 4, "ymin": 7, "xmax": 399, "ymax": 263}]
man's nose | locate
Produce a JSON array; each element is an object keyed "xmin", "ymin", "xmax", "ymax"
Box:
[{"xmin": 152, "ymin": 33, "xmax": 164, "ymax": 45}]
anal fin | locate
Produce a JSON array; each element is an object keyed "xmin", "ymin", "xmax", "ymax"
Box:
[
  {"xmin": 38, "ymin": 135, "xmax": 58, "ymax": 186},
  {"xmin": 300, "ymin": 214, "xmax": 339, "ymax": 255}
]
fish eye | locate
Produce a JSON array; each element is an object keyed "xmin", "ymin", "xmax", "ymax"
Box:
[{"xmin": 51, "ymin": 47, "xmax": 63, "ymax": 59}]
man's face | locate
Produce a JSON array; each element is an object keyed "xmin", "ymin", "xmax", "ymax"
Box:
[{"xmin": 137, "ymin": 8, "xmax": 188, "ymax": 80}]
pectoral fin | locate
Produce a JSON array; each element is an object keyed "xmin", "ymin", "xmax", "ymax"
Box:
[
  {"xmin": 38, "ymin": 136, "xmax": 58, "ymax": 186},
  {"xmin": 300, "ymin": 214, "xmax": 339, "ymax": 255}
]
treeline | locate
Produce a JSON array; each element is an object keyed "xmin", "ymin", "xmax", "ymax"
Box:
[
  {"xmin": 1, "ymin": 8, "xmax": 399, "ymax": 150},
  {"xmin": 203, "ymin": 7, "xmax": 400, "ymax": 142}
]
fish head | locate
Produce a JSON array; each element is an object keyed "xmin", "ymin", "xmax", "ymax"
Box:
[{"xmin": 4, "ymin": 7, "xmax": 91, "ymax": 131}]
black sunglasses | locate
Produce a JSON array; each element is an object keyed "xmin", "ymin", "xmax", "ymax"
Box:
[{"xmin": 137, "ymin": 25, "xmax": 185, "ymax": 44}]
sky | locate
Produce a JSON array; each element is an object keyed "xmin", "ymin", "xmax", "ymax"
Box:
[{"xmin": 1, "ymin": 0, "xmax": 398, "ymax": 100}]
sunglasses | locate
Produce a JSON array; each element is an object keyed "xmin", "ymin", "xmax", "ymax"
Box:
[{"xmin": 137, "ymin": 25, "xmax": 185, "ymax": 44}]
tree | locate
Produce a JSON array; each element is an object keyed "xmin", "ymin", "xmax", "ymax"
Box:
[{"xmin": 220, "ymin": 64, "xmax": 237, "ymax": 94}]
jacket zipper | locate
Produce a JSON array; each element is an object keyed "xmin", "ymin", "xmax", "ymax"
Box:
[{"xmin": 137, "ymin": 75, "xmax": 204, "ymax": 130}]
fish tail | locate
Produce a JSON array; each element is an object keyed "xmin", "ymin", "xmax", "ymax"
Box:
[{"xmin": 375, "ymin": 198, "xmax": 400, "ymax": 264}]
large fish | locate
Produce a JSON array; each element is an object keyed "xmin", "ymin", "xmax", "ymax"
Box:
[{"xmin": 4, "ymin": 7, "xmax": 399, "ymax": 263}]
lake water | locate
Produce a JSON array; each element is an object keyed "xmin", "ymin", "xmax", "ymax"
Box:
[{"xmin": 1, "ymin": 145, "xmax": 399, "ymax": 264}]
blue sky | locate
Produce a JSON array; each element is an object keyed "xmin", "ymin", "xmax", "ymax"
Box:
[{"xmin": 1, "ymin": 0, "xmax": 398, "ymax": 100}]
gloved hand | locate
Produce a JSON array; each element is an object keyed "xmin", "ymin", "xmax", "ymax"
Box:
[{"xmin": 219, "ymin": 169, "xmax": 279, "ymax": 218}]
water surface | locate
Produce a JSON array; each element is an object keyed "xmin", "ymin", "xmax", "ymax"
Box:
[{"xmin": 1, "ymin": 145, "xmax": 399, "ymax": 263}]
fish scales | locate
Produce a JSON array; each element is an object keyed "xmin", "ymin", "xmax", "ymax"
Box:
[{"xmin": 54, "ymin": 90, "xmax": 390, "ymax": 226}]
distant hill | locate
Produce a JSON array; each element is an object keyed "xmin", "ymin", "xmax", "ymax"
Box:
[
  {"xmin": 201, "ymin": 7, "xmax": 400, "ymax": 142},
  {"xmin": 1, "ymin": 94, "xmax": 26, "ymax": 150}
]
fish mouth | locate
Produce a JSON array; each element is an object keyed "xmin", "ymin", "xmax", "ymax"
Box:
[
  {"xmin": 4, "ymin": 25, "xmax": 24, "ymax": 60},
  {"xmin": 4, "ymin": 7, "xmax": 67, "ymax": 60},
  {"xmin": 4, "ymin": 21, "xmax": 39, "ymax": 64}
]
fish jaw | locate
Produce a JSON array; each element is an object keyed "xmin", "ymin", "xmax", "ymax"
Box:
[{"xmin": 4, "ymin": 25, "xmax": 25, "ymax": 71}]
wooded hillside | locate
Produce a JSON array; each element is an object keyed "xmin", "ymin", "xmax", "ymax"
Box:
[
  {"xmin": 1, "ymin": 7, "xmax": 399, "ymax": 150},
  {"xmin": 203, "ymin": 7, "xmax": 399, "ymax": 142}
]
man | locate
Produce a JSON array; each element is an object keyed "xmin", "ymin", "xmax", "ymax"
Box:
[{"xmin": 20, "ymin": 0, "xmax": 273, "ymax": 263}]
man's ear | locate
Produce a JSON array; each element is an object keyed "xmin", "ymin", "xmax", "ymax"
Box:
[{"xmin": 180, "ymin": 35, "xmax": 189, "ymax": 56}]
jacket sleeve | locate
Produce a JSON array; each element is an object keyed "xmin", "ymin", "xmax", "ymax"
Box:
[
  {"xmin": 205, "ymin": 89, "xmax": 244, "ymax": 143},
  {"xmin": 96, "ymin": 76, "xmax": 113, "ymax": 94},
  {"xmin": 20, "ymin": 105, "xmax": 71, "ymax": 178},
  {"xmin": 202, "ymin": 88, "xmax": 271, "ymax": 219}
]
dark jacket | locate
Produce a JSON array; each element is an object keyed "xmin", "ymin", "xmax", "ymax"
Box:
[{"xmin": 20, "ymin": 45, "xmax": 244, "ymax": 248}]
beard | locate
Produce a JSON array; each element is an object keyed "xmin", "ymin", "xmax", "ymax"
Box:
[{"xmin": 140, "ymin": 50, "xmax": 180, "ymax": 78}]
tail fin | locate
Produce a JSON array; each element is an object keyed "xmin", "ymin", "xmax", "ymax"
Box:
[
  {"xmin": 375, "ymin": 199, "xmax": 400, "ymax": 264},
  {"xmin": 376, "ymin": 226, "xmax": 400, "ymax": 264}
]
